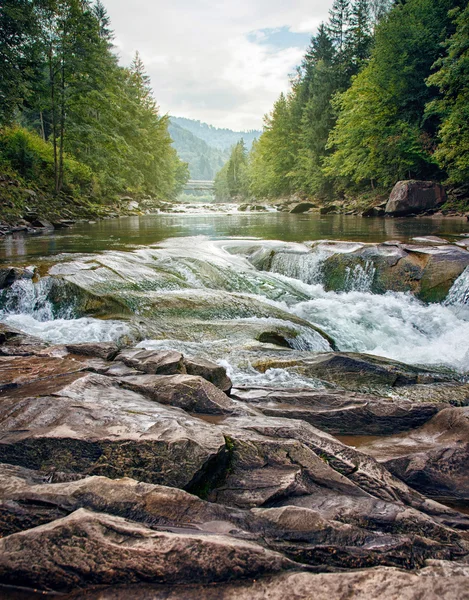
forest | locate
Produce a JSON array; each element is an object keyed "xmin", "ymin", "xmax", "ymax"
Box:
[
  {"xmin": 215, "ymin": 0, "xmax": 469, "ymax": 206},
  {"xmin": 0, "ymin": 0, "xmax": 189, "ymax": 218}
]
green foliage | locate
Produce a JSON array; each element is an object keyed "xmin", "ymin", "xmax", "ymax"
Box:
[
  {"xmin": 427, "ymin": 5, "xmax": 469, "ymax": 184},
  {"xmin": 169, "ymin": 121, "xmax": 228, "ymax": 180},
  {"xmin": 214, "ymin": 140, "xmax": 250, "ymax": 200},
  {"xmin": 0, "ymin": 126, "xmax": 93, "ymax": 195},
  {"xmin": 242, "ymin": 0, "xmax": 468, "ymax": 201},
  {"xmin": 0, "ymin": 0, "xmax": 188, "ymax": 205},
  {"xmin": 325, "ymin": 0, "xmax": 459, "ymax": 188}
]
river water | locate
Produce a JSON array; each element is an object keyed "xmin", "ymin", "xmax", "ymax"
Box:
[{"xmin": 1, "ymin": 212, "xmax": 469, "ymax": 388}]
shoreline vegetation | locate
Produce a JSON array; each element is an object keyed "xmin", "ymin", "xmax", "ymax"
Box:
[
  {"xmin": 214, "ymin": 0, "xmax": 469, "ymax": 214},
  {"xmin": 0, "ymin": 0, "xmax": 189, "ymax": 230}
]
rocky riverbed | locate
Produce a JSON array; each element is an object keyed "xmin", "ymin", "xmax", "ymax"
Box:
[{"xmin": 1, "ymin": 227, "xmax": 469, "ymax": 597}]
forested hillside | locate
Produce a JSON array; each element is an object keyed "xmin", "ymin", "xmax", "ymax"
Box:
[
  {"xmin": 171, "ymin": 117, "xmax": 260, "ymax": 152},
  {"xmin": 215, "ymin": 0, "xmax": 469, "ymax": 208},
  {"xmin": 0, "ymin": 0, "xmax": 189, "ymax": 222},
  {"xmin": 168, "ymin": 121, "xmax": 229, "ymax": 180}
]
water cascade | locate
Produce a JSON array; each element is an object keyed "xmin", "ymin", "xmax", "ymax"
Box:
[
  {"xmin": 1, "ymin": 236, "xmax": 469, "ymax": 381},
  {"xmin": 445, "ymin": 266, "xmax": 469, "ymax": 306}
]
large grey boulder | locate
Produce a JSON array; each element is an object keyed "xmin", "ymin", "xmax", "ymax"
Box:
[
  {"xmin": 0, "ymin": 374, "xmax": 226, "ymax": 488},
  {"xmin": 118, "ymin": 374, "xmax": 242, "ymax": 415},
  {"xmin": 385, "ymin": 181, "xmax": 446, "ymax": 217},
  {"xmin": 0, "ymin": 508, "xmax": 294, "ymax": 593},
  {"xmin": 230, "ymin": 387, "xmax": 445, "ymax": 435}
]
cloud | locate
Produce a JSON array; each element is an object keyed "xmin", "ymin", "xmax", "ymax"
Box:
[{"xmin": 105, "ymin": 0, "xmax": 333, "ymax": 130}]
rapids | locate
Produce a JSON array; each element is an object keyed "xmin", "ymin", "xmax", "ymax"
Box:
[{"xmin": 2, "ymin": 224, "xmax": 469, "ymax": 386}]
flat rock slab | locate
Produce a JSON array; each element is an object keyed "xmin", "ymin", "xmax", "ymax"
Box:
[
  {"xmin": 0, "ymin": 508, "xmax": 294, "ymax": 593},
  {"xmin": 1, "ymin": 466, "xmax": 467, "ymax": 575},
  {"xmin": 355, "ymin": 408, "xmax": 469, "ymax": 504},
  {"xmin": 231, "ymin": 387, "xmax": 444, "ymax": 435},
  {"xmin": 0, "ymin": 354, "xmax": 87, "ymax": 391},
  {"xmin": 65, "ymin": 342, "xmax": 119, "ymax": 361},
  {"xmin": 50, "ymin": 563, "xmax": 469, "ymax": 600},
  {"xmin": 116, "ymin": 349, "xmax": 185, "ymax": 374},
  {"xmin": 0, "ymin": 374, "xmax": 226, "ymax": 488},
  {"xmin": 119, "ymin": 374, "xmax": 242, "ymax": 415},
  {"xmin": 252, "ymin": 352, "xmax": 450, "ymax": 391}
]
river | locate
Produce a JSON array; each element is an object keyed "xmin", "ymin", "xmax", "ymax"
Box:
[{"xmin": 1, "ymin": 211, "xmax": 469, "ymax": 389}]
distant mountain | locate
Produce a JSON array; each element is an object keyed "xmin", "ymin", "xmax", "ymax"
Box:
[
  {"xmin": 168, "ymin": 121, "xmax": 229, "ymax": 181},
  {"xmin": 169, "ymin": 118, "xmax": 261, "ymax": 179}
]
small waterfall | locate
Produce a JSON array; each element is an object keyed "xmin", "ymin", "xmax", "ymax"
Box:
[
  {"xmin": 0, "ymin": 277, "xmax": 67, "ymax": 321},
  {"xmin": 344, "ymin": 261, "xmax": 376, "ymax": 293},
  {"xmin": 269, "ymin": 250, "xmax": 328, "ymax": 285},
  {"xmin": 445, "ymin": 267, "xmax": 469, "ymax": 306}
]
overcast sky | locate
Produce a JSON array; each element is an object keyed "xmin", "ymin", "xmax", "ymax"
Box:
[{"xmin": 104, "ymin": 0, "xmax": 334, "ymax": 131}]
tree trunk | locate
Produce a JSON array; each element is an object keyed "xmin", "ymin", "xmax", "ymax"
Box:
[{"xmin": 49, "ymin": 45, "xmax": 59, "ymax": 195}]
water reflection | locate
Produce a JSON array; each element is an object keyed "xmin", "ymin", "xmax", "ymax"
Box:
[{"xmin": 1, "ymin": 212, "xmax": 468, "ymax": 264}]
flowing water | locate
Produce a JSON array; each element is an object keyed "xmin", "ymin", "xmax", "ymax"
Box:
[{"xmin": 1, "ymin": 212, "xmax": 469, "ymax": 388}]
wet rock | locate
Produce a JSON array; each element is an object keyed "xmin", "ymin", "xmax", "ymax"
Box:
[
  {"xmin": 0, "ymin": 508, "xmax": 294, "ymax": 593},
  {"xmin": 45, "ymin": 564, "xmax": 469, "ymax": 600},
  {"xmin": 385, "ymin": 181, "xmax": 446, "ymax": 217},
  {"xmin": 0, "ymin": 354, "xmax": 87, "ymax": 392},
  {"xmin": 28, "ymin": 218, "xmax": 55, "ymax": 231},
  {"xmin": 252, "ymin": 353, "xmax": 449, "ymax": 392},
  {"xmin": 0, "ymin": 266, "xmax": 35, "ymax": 290},
  {"xmin": 115, "ymin": 349, "xmax": 184, "ymax": 375},
  {"xmin": 320, "ymin": 205, "xmax": 337, "ymax": 215},
  {"xmin": 357, "ymin": 408, "xmax": 469, "ymax": 504},
  {"xmin": 361, "ymin": 206, "xmax": 386, "ymax": 217},
  {"xmin": 1, "ymin": 465, "xmax": 467, "ymax": 575},
  {"xmin": 207, "ymin": 416, "xmax": 413, "ymax": 509},
  {"xmin": 290, "ymin": 202, "xmax": 316, "ymax": 214},
  {"xmin": 412, "ymin": 236, "xmax": 449, "ymax": 245},
  {"xmin": 0, "ymin": 373, "xmax": 226, "ymax": 488},
  {"xmin": 118, "ymin": 374, "xmax": 240, "ymax": 415},
  {"xmin": 230, "ymin": 387, "xmax": 445, "ymax": 435},
  {"xmin": 403, "ymin": 244, "xmax": 469, "ymax": 302},
  {"xmin": 66, "ymin": 342, "xmax": 120, "ymax": 361},
  {"xmin": 183, "ymin": 356, "xmax": 232, "ymax": 392}
]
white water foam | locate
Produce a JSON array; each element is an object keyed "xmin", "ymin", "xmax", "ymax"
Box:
[
  {"xmin": 294, "ymin": 289, "xmax": 469, "ymax": 372},
  {"xmin": 1, "ymin": 314, "xmax": 130, "ymax": 345},
  {"xmin": 445, "ymin": 267, "xmax": 469, "ymax": 306}
]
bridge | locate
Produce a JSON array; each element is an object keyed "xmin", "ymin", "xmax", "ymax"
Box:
[{"xmin": 183, "ymin": 180, "xmax": 215, "ymax": 192}]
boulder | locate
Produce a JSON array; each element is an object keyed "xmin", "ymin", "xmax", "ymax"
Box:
[
  {"xmin": 252, "ymin": 353, "xmax": 449, "ymax": 392},
  {"xmin": 65, "ymin": 342, "xmax": 119, "ymax": 361},
  {"xmin": 0, "ymin": 508, "xmax": 294, "ymax": 593},
  {"xmin": 385, "ymin": 181, "xmax": 446, "ymax": 217},
  {"xmin": 230, "ymin": 387, "xmax": 445, "ymax": 435},
  {"xmin": 0, "ymin": 374, "xmax": 226, "ymax": 488},
  {"xmin": 183, "ymin": 356, "xmax": 232, "ymax": 392},
  {"xmin": 115, "ymin": 349, "xmax": 184, "ymax": 375},
  {"xmin": 0, "ymin": 266, "xmax": 35, "ymax": 290},
  {"xmin": 28, "ymin": 218, "xmax": 55, "ymax": 231},
  {"xmin": 289, "ymin": 202, "xmax": 316, "ymax": 214},
  {"xmin": 208, "ymin": 415, "xmax": 451, "ymax": 515},
  {"xmin": 118, "ymin": 374, "xmax": 241, "ymax": 415}
]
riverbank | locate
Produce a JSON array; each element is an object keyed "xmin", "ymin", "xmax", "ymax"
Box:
[{"xmin": 0, "ymin": 173, "xmax": 184, "ymax": 236}]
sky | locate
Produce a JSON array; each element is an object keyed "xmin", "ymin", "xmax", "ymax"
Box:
[{"xmin": 104, "ymin": 0, "xmax": 335, "ymax": 131}]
